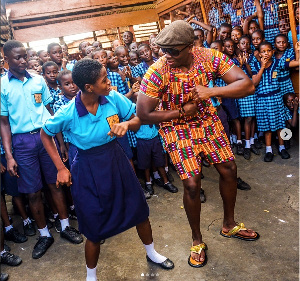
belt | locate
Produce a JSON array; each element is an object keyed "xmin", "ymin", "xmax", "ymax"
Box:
[{"xmin": 29, "ymin": 128, "xmax": 41, "ymax": 134}]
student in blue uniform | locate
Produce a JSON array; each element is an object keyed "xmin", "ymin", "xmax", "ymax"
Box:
[
  {"xmin": 41, "ymin": 59, "xmax": 174, "ymax": 281},
  {"xmin": 1, "ymin": 40, "xmax": 83, "ymax": 260},
  {"xmin": 135, "ymin": 43, "xmax": 158, "ymax": 79},
  {"xmin": 274, "ymin": 34, "xmax": 297, "ymax": 97},
  {"xmin": 251, "ymin": 41, "xmax": 299, "ymax": 162}
]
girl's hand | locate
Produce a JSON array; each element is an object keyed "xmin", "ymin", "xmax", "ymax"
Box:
[
  {"xmin": 261, "ymin": 57, "xmax": 268, "ymax": 68},
  {"xmin": 62, "ymin": 58, "xmax": 68, "ymax": 69},
  {"xmin": 238, "ymin": 54, "xmax": 243, "ymax": 66},
  {"xmin": 108, "ymin": 122, "xmax": 129, "ymax": 138},
  {"xmin": 56, "ymin": 167, "xmax": 72, "ymax": 188},
  {"xmin": 124, "ymin": 66, "xmax": 132, "ymax": 79},
  {"xmin": 182, "ymin": 101, "xmax": 198, "ymax": 117},
  {"xmin": 132, "ymin": 81, "xmax": 140, "ymax": 93},
  {"xmin": 294, "ymin": 97, "xmax": 299, "ymax": 111},
  {"xmin": 119, "ymin": 69, "xmax": 127, "ymax": 82},
  {"xmin": 175, "ymin": 9, "xmax": 181, "ymax": 15},
  {"xmin": 0, "ymin": 163, "xmax": 6, "ymax": 174}
]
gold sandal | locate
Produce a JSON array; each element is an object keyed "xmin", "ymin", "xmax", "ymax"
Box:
[{"xmin": 188, "ymin": 242, "xmax": 207, "ymax": 268}]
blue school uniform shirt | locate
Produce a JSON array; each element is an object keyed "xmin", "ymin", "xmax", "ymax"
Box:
[
  {"xmin": 135, "ymin": 124, "xmax": 158, "ymax": 140},
  {"xmin": 107, "ymin": 69, "xmax": 129, "ymax": 95},
  {"xmin": 189, "ymin": 16, "xmax": 204, "ymax": 30},
  {"xmin": 1, "ymin": 70, "xmax": 52, "ymax": 134},
  {"xmin": 222, "ymin": 3, "xmax": 243, "ymax": 27},
  {"xmin": 43, "ymin": 90, "xmax": 135, "ymax": 150}
]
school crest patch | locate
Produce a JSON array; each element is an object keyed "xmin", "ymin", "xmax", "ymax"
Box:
[{"xmin": 106, "ymin": 114, "xmax": 120, "ymax": 129}]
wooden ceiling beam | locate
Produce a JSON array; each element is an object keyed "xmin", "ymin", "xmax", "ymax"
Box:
[
  {"xmin": 13, "ymin": 9, "xmax": 159, "ymax": 42},
  {"xmin": 6, "ymin": 0, "xmax": 153, "ymax": 19}
]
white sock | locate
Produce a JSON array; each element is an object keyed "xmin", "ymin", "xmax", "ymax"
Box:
[
  {"xmin": 153, "ymin": 171, "xmax": 160, "ymax": 179},
  {"xmin": 245, "ymin": 140, "xmax": 250, "ymax": 149},
  {"xmin": 250, "ymin": 137, "xmax": 254, "ymax": 145},
  {"xmin": 53, "ymin": 213, "xmax": 59, "ymax": 219},
  {"xmin": 149, "ymin": 176, "xmax": 153, "ymax": 182},
  {"xmin": 23, "ymin": 217, "xmax": 31, "ymax": 226},
  {"xmin": 144, "ymin": 242, "xmax": 166, "ymax": 263},
  {"xmin": 86, "ymin": 265, "xmax": 97, "ymax": 281},
  {"xmin": 70, "ymin": 205, "xmax": 75, "ymax": 211},
  {"xmin": 60, "ymin": 218, "xmax": 70, "ymax": 231},
  {"xmin": 0, "ymin": 250, "xmax": 7, "ymax": 256},
  {"xmin": 266, "ymin": 146, "xmax": 272, "ymax": 153},
  {"xmin": 164, "ymin": 166, "xmax": 169, "ymax": 173},
  {"xmin": 145, "ymin": 181, "xmax": 152, "ymax": 185},
  {"xmin": 232, "ymin": 134, "xmax": 237, "ymax": 144},
  {"xmin": 254, "ymin": 133, "xmax": 258, "ymax": 139},
  {"xmin": 5, "ymin": 225, "xmax": 13, "ymax": 232},
  {"xmin": 237, "ymin": 140, "xmax": 242, "ymax": 144},
  {"xmin": 279, "ymin": 145, "xmax": 285, "ymax": 152},
  {"xmin": 38, "ymin": 226, "xmax": 51, "ymax": 237}
]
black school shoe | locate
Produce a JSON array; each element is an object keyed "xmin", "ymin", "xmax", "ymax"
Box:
[
  {"xmin": 279, "ymin": 149, "xmax": 290, "ymax": 159},
  {"xmin": 0, "ymin": 273, "xmax": 8, "ymax": 281},
  {"xmin": 236, "ymin": 143, "xmax": 244, "ymax": 155},
  {"xmin": 1, "ymin": 251, "xmax": 22, "ymax": 266},
  {"xmin": 254, "ymin": 138, "xmax": 263, "ymax": 149},
  {"xmin": 145, "ymin": 183, "xmax": 154, "ymax": 195},
  {"xmin": 153, "ymin": 177, "xmax": 164, "ymax": 187},
  {"xmin": 32, "ymin": 235, "xmax": 54, "ymax": 259},
  {"xmin": 163, "ymin": 182, "xmax": 178, "ymax": 193},
  {"xmin": 5, "ymin": 228, "xmax": 28, "ymax": 243},
  {"xmin": 264, "ymin": 152, "xmax": 274, "ymax": 162},
  {"xmin": 54, "ymin": 217, "xmax": 62, "ymax": 233},
  {"xmin": 146, "ymin": 255, "xmax": 174, "ymax": 270},
  {"xmin": 237, "ymin": 177, "xmax": 251, "ymax": 190},
  {"xmin": 60, "ymin": 226, "xmax": 83, "ymax": 244},
  {"xmin": 24, "ymin": 221, "xmax": 36, "ymax": 237},
  {"xmin": 243, "ymin": 148, "xmax": 251, "ymax": 160},
  {"xmin": 250, "ymin": 144, "xmax": 260, "ymax": 155},
  {"xmin": 200, "ymin": 189, "xmax": 206, "ymax": 203}
]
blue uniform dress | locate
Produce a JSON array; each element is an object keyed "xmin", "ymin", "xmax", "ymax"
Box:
[
  {"xmin": 208, "ymin": 7, "xmax": 226, "ymax": 29},
  {"xmin": 43, "ymin": 91, "xmax": 149, "ymax": 242},
  {"xmin": 53, "ymin": 95, "xmax": 78, "ymax": 166},
  {"xmin": 1, "ymin": 70, "xmax": 57, "ymax": 193},
  {"xmin": 275, "ymin": 48, "xmax": 296, "ymax": 96},
  {"xmin": 48, "ymin": 86, "xmax": 61, "ymax": 111},
  {"xmin": 251, "ymin": 59, "xmax": 290, "ymax": 132},
  {"xmin": 261, "ymin": 1, "xmax": 279, "ymax": 45},
  {"xmin": 236, "ymin": 55, "xmax": 257, "ymax": 117},
  {"xmin": 107, "ymin": 69, "xmax": 130, "ymax": 95},
  {"xmin": 222, "ymin": 3, "xmax": 243, "ymax": 27}
]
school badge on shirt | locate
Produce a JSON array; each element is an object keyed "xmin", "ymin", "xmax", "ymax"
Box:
[
  {"xmin": 236, "ymin": 9, "xmax": 242, "ymax": 16},
  {"xmin": 272, "ymin": 71, "xmax": 277, "ymax": 79},
  {"xmin": 34, "ymin": 93, "xmax": 42, "ymax": 103},
  {"xmin": 106, "ymin": 114, "xmax": 120, "ymax": 129},
  {"xmin": 111, "ymin": 86, "xmax": 118, "ymax": 91}
]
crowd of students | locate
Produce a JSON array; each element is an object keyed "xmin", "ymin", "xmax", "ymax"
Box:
[{"xmin": 0, "ymin": 0, "xmax": 299, "ymax": 280}]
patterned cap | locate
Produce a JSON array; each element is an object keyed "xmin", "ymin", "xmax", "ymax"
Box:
[{"xmin": 155, "ymin": 20, "xmax": 194, "ymax": 48}]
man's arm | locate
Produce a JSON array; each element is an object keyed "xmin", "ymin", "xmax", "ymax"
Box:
[
  {"xmin": 191, "ymin": 65, "xmax": 255, "ymax": 100},
  {"xmin": 136, "ymin": 95, "xmax": 198, "ymax": 125},
  {"xmin": 0, "ymin": 116, "xmax": 18, "ymax": 177}
]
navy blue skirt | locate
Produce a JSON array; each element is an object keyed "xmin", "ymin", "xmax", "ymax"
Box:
[{"xmin": 71, "ymin": 140, "xmax": 149, "ymax": 242}]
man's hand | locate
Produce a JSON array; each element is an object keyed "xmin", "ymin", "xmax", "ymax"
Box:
[
  {"xmin": 6, "ymin": 157, "xmax": 18, "ymax": 177},
  {"xmin": 56, "ymin": 167, "xmax": 72, "ymax": 188},
  {"xmin": 182, "ymin": 101, "xmax": 198, "ymax": 117},
  {"xmin": 108, "ymin": 122, "xmax": 129, "ymax": 138},
  {"xmin": 190, "ymin": 85, "xmax": 214, "ymax": 101}
]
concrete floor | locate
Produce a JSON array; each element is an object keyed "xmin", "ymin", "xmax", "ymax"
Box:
[{"xmin": 2, "ymin": 141, "xmax": 299, "ymax": 281}]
